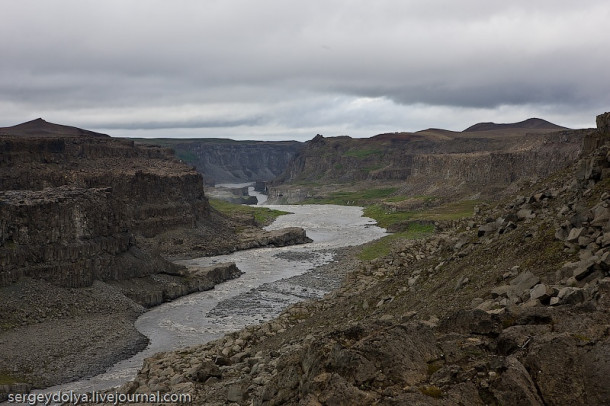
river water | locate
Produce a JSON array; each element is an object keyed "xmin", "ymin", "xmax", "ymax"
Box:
[{"xmin": 38, "ymin": 201, "xmax": 386, "ymax": 395}]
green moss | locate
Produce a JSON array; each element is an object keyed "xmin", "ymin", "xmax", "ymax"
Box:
[
  {"xmin": 209, "ymin": 199, "xmax": 291, "ymax": 226},
  {"xmin": 411, "ymin": 199, "xmax": 480, "ymax": 221},
  {"xmin": 363, "ymin": 204, "xmax": 414, "ymax": 229},
  {"xmin": 420, "ymin": 385, "xmax": 443, "ymax": 398},
  {"xmin": 303, "ymin": 188, "xmax": 399, "ymax": 206},
  {"xmin": 427, "ymin": 361, "xmax": 443, "ymax": 376},
  {"xmin": 572, "ymin": 333, "xmax": 591, "ymax": 342},
  {"xmin": 358, "ymin": 224, "xmax": 434, "ymax": 261}
]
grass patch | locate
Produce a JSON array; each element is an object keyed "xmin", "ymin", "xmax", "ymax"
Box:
[
  {"xmin": 343, "ymin": 148, "xmax": 383, "ymax": 158},
  {"xmin": 363, "ymin": 204, "xmax": 414, "ymax": 229},
  {"xmin": 358, "ymin": 224, "xmax": 434, "ymax": 261},
  {"xmin": 303, "ymin": 188, "xmax": 398, "ymax": 206},
  {"xmin": 420, "ymin": 385, "xmax": 443, "ymax": 398},
  {"xmin": 411, "ymin": 199, "xmax": 480, "ymax": 221},
  {"xmin": 209, "ymin": 199, "xmax": 291, "ymax": 226}
]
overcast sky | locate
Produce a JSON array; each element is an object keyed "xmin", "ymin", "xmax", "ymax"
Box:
[{"xmin": 1, "ymin": 0, "xmax": 608, "ymax": 141}]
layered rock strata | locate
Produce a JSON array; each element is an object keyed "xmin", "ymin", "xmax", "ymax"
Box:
[{"xmin": 269, "ymin": 127, "xmax": 587, "ymax": 202}]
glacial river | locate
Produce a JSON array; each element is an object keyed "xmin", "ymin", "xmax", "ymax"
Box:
[{"xmin": 38, "ymin": 201, "xmax": 387, "ymax": 395}]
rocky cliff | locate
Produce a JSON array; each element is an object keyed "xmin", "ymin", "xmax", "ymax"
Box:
[
  {"xmin": 0, "ymin": 119, "xmax": 209, "ymax": 288},
  {"xmin": 0, "ymin": 120, "xmax": 310, "ymax": 288},
  {"xmin": 135, "ymin": 138, "xmax": 303, "ymax": 184},
  {"xmin": 268, "ymin": 123, "xmax": 587, "ymax": 202}
]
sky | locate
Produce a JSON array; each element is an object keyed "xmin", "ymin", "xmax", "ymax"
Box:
[{"xmin": 1, "ymin": 0, "xmax": 609, "ymax": 141}]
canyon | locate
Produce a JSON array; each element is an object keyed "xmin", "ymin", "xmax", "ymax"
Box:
[
  {"xmin": 267, "ymin": 120, "xmax": 586, "ymax": 204},
  {"xmin": 0, "ymin": 119, "xmax": 310, "ymax": 391},
  {"xmin": 1, "ymin": 113, "xmax": 608, "ymax": 405},
  {"xmin": 117, "ymin": 114, "xmax": 610, "ymax": 405}
]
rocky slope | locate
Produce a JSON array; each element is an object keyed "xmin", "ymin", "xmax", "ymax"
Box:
[
  {"xmin": 268, "ymin": 121, "xmax": 587, "ymax": 203},
  {"xmin": 135, "ymin": 138, "xmax": 303, "ymax": 185},
  {"xmin": 119, "ymin": 113, "xmax": 609, "ymax": 405}
]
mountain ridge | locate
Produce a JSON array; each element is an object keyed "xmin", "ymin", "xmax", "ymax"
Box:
[
  {"xmin": 463, "ymin": 117, "xmax": 567, "ymax": 132},
  {"xmin": 0, "ymin": 118, "xmax": 109, "ymax": 138}
]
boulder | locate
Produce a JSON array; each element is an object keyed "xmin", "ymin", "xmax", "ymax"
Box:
[
  {"xmin": 529, "ymin": 284, "xmax": 556, "ymax": 303},
  {"xmin": 556, "ymin": 287, "xmax": 586, "ymax": 305},
  {"xmin": 566, "ymin": 227, "xmax": 585, "ymax": 243},
  {"xmin": 590, "ymin": 204, "xmax": 610, "ymax": 227},
  {"xmin": 510, "ymin": 271, "xmax": 540, "ymax": 293},
  {"xmin": 572, "ymin": 258, "xmax": 598, "ymax": 281}
]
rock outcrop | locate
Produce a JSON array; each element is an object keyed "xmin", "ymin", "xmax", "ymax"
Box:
[
  {"xmin": 0, "ymin": 119, "xmax": 208, "ymax": 288},
  {"xmin": 268, "ymin": 124, "xmax": 587, "ymax": 203}
]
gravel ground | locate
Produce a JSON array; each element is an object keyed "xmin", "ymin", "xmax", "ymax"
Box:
[
  {"xmin": 207, "ymin": 247, "xmax": 358, "ymax": 324},
  {"xmin": 0, "ymin": 279, "xmax": 147, "ymax": 389}
]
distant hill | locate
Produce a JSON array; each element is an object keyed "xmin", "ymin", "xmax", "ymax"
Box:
[
  {"xmin": 0, "ymin": 118, "xmax": 109, "ymax": 138},
  {"xmin": 463, "ymin": 118, "xmax": 567, "ymax": 132}
]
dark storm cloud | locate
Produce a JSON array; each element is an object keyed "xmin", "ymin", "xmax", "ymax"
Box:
[{"xmin": 1, "ymin": 0, "xmax": 608, "ymax": 139}]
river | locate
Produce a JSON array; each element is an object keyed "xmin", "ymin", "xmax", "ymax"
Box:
[{"xmin": 36, "ymin": 202, "xmax": 387, "ymax": 396}]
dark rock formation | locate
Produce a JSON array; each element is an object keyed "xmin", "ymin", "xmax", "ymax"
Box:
[
  {"xmin": 135, "ymin": 138, "xmax": 303, "ymax": 184},
  {"xmin": 268, "ymin": 124, "xmax": 587, "ymax": 202},
  {"xmin": 0, "ymin": 119, "xmax": 209, "ymax": 288},
  {"xmin": 0, "ymin": 119, "xmax": 311, "ymax": 288},
  {"xmin": 109, "ymin": 262, "xmax": 244, "ymax": 308}
]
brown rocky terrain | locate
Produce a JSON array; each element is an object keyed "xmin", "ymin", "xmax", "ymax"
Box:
[
  {"xmin": 115, "ymin": 113, "xmax": 609, "ymax": 405},
  {"xmin": 0, "ymin": 119, "xmax": 311, "ymax": 393}
]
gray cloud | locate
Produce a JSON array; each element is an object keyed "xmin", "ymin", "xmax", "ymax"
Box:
[{"xmin": 1, "ymin": 0, "xmax": 608, "ymax": 139}]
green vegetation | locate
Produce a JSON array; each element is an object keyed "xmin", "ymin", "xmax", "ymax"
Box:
[
  {"xmin": 420, "ymin": 385, "xmax": 443, "ymax": 398},
  {"xmin": 363, "ymin": 204, "xmax": 414, "ymax": 229},
  {"xmin": 343, "ymin": 148, "xmax": 383, "ymax": 158},
  {"xmin": 411, "ymin": 199, "xmax": 480, "ymax": 221},
  {"xmin": 209, "ymin": 199, "xmax": 291, "ymax": 226},
  {"xmin": 303, "ymin": 187, "xmax": 399, "ymax": 205},
  {"xmin": 0, "ymin": 372, "xmax": 18, "ymax": 385},
  {"xmin": 358, "ymin": 224, "xmax": 434, "ymax": 261}
]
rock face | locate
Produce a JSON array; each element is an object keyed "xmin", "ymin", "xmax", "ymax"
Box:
[
  {"xmin": 137, "ymin": 138, "xmax": 303, "ymax": 184},
  {"xmin": 269, "ymin": 125, "xmax": 587, "ymax": 202},
  {"xmin": 0, "ymin": 119, "xmax": 209, "ymax": 288}
]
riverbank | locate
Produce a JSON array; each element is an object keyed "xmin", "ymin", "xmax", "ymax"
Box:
[
  {"xmin": 0, "ymin": 263, "xmax": 245, "ymax": 392},
  {"xmin": 0, "ymin": 224, "xmax": 311, "ymax": 396}
]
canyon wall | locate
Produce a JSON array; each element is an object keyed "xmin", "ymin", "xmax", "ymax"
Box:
[
  {"xmin": 136, "ymin": 139, "xmax": 303, "ymax": 184},
  {"xmin": 0, "ymin": 120, "xmax": 212, "ymax": 288},
  {"xmin": 268, "ymin": 127, "xmax": 588, "ymax": 201}
]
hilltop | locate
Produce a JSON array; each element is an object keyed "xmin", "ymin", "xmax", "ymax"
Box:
[{"xmin": 463, "ymin": 117, "xmax": 567, "ymax": 132}]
